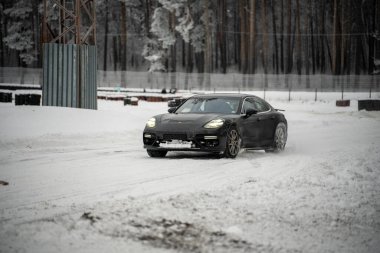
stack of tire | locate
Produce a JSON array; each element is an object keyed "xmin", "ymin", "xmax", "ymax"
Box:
[
  {"xmin": 124, "ymin": 96, "xmax": 139, "ymax": 106},
  {"xmin": 358, "ymin": 100, "xmax": 380, "ymax": 111},
  {"xmin": 124, "ymin": 97, "xmax": 131, "ymax": 105},
  {"xmin": 336, "ymin": 100, "xmax": 350, "ymax": 107},
  {"xmin": 15, "ymin": 94, "xmax": 41, "ymax": 106},
  {"xmin": 131, "ymin": 97, "xmax": 139, "ymax": 106},
  {"xmin": 0, "ymin": 92, "xmax": 12, "ymax": 103}
]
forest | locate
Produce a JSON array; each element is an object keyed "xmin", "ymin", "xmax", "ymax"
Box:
[{"xmin": 0, "ymin": 0, "xmax": 379, "ymax": 80}]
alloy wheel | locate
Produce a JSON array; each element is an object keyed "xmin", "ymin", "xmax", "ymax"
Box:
[
  {"xmin": 275, "ymin": 127, "xmax": 286, "ymax": 151},
  {"xmin": 228, "ymin": 129, "xmax": 241, "ymax": 156}
]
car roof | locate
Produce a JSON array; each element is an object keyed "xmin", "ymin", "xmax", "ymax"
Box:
[{"xmin": 190, "ymin": 93, "xmax": 258, "ymax": 99}]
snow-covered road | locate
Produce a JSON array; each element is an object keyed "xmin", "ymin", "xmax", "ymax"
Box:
[{"xmin": 0, "ymin": 98, "xmax": 380, "ymax": 252}]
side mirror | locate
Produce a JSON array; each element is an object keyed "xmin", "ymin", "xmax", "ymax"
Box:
[
  {"xmin": 245, "ymin": 108, "xmax": 258, "ymax": 117},
  {"xmin": 168, "ymin": 107, "xmax": 177, "ymax": 113}
]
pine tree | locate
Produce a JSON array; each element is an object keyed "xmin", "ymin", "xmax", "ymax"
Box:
[{"xmin": 3, "ymin": 0, "xmax": 35, "ymax": 65}]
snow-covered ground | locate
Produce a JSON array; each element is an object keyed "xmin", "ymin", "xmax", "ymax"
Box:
[{"xmin": 0, "ymin": 96, "xmax": 380, "ymax": 253}]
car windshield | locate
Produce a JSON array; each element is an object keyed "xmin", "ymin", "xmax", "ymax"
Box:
[{"xmin": 175, "ymin": 97, "xmax": 240, "ymax": 114}]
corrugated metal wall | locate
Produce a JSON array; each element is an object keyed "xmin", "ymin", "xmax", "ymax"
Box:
[{"xmin": 42, "ymin": 43, "xmax": 97, "ymax": 110}]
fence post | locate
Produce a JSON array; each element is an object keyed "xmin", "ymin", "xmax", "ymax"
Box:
[
  {"xmin": 369, "ymin": 87, "xmax": 372, "ymax": 99},
  {"xmin": 341, "ymin": 83, "xmax": 344, "ymax": 100},
  {"xmin": 288, "ymin": 87, "xmax": 291, "ymax": 102},
  {"xmin": 263, "ymin": 88, "xmax": 266, "ymax": 100},
  {"xmin": 315, "ymin": 88, "xmax": 317, "ymax": 102}
]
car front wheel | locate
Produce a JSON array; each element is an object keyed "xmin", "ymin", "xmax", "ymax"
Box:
[
  {"xmin": 224, "ymin": 127, "xmax": 241, "ymax": 158},
  {"xmin": 147, "ymin": 150, "xmax": 168, "ymax": 158}
]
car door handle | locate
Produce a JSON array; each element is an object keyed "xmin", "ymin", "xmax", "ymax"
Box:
[{"xmin": 258, "ymin": 116, "xmax": 274, "ymax": 121}]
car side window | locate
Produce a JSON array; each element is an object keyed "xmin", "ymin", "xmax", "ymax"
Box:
[
  {"xmin": 241, "ymin": 98, "xmax": 256, "ymax": 114},
  {"xmin": 241, "ymin": 97, "xmax": 270, "ymax": 114},
  {"xmin": 252, "ymin": 98, "xmax": 270, "ymax": 112}
]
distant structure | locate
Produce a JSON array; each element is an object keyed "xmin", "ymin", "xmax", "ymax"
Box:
[
  {"xmin": 42, "ymin": 0, "xmax": 96, "ymax": 45},
  {"xmin": 41, "ymin": 0, "xmax": 97, "ymax": 110}
]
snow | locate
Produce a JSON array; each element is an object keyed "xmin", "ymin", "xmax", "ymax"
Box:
[{"xmin": 0, "ymin": 97, "xmax": 380, "ymax": 252}]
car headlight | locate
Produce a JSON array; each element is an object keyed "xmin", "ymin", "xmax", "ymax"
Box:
[
  {"xmin": 204, "ymin": 118, "xmax": 225, "ymax": 129},
  {"xmin": 146, "ymin": 117, "xmax": 156, "ymax": 128}
]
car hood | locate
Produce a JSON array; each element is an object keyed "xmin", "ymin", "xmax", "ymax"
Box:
[{"xmin": 156, "ymin": 113, "xmax": 222, "ymax": 130}]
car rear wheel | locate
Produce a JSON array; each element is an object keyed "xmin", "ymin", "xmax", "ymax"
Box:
[
  {"xmin": 224, "ymin": 127, "xmax": 241, "ymax": 158},
  {"xmin": 147, "ymin": 150, "xmax": 168, "ymax": 158},
  {"xmin": 266, "ymin": 122, "xmax": 287, "ymax": 153}
]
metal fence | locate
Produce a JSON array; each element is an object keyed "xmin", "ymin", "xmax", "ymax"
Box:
[
  {"xmin": 1, "ymin": 67, "xmax": 379, "ymax": 94},
  {"xmin": 97, "ymin": 71, "xmax": 380, "ymax": 93},
  {"xmin": 41, "ymin": 43, "xmax": 97, "ymax": 109}
]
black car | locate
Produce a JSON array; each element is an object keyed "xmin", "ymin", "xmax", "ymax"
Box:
[{"xmin": 143, "ymin": 94, "xmax": 287, "ymax": 158}]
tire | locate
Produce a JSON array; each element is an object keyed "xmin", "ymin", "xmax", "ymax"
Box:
[
  {"xmin": 147, "ymin": 149, "xmax": 168, "ymax": 158},
  {"xmin": 223, "ymin": 127, "xmax": 241, "ymax": 158},
  {"xmin": 267, "ymin": 122, "xmax": 287, "ymax": 153}
]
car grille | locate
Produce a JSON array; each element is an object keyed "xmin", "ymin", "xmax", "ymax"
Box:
[{"xmin": 163, "ymin": 134, "xmax": 187, "ymax": 140}]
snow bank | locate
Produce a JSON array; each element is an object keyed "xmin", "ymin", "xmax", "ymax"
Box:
[{"xmin": 0, "ymin": 100, "xmax": 167, "ymax": 141}]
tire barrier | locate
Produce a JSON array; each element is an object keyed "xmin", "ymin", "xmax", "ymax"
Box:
[
  {"xmin": 97, "ymin": 95, "xmax": 124, "ymax": 101},
  {"xmin": 131, "ymin": 97, "xmax": 139, "ymax": 106},
  {"xmin": 0, "ymin": 84, "xmax": 41, "ymax": 91},
  {"xmin": 124, "ymin": 97, "xmax": 131, "ymax": 105},
  {"xmin": 124, "ymin": 97, "xmax": 138, "ymax": 106},
  {"xmin": 358, "ymin": 100, "xmax": 380, "ymax": 111},
  {"xmin": 169, "ymin": 88, "xmax": 177, "ymax": 94},
  {"xmin": 0, "ymin": 180, "xmax": 9, "ymax": 186},
  {"xmin": 0, "ymin": 92, "xmax": 12, "ymax": 103},
  {"xmin": 15, "ymin": 94, "xmax": 41, "ymax": 106},
  {"xmin": 336, "ymin": 100, "xmax": 350, "ymax": 107},
  {"xmin": 162, "ymin": 88, "xmax": 177, "ymax": 94},
  {"xmin": 98, "ymin": 94, "xmax": 175, "ymax": 102}
]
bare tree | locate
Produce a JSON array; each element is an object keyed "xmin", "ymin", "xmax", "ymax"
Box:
[
  {"xmin": 295, "ymin": 0, "xmax": 301, "ymax": 75},
  {"xmin": 204, "ymin": 0, "xmax": 211, "ymax": 89},
  {"xmin": 120, "ymin": 0, "xmax": 127, "ymax": 86},
  {"xmin": 332, "ymin": 0, "xmax": 338, "ymax": 75},
  {"xmin": 261, "ymin": 0, "xmax": 268, "ymax": 75},
  {"xmin": 280, "ymin": 0, "xmax": 285, "ymax": 73},
  {"xmin": 248, "ymin": 0, "xmax": 256, "ymax": 74},
  {"xmin": 271, "ymin": 0, "xmax": 279, "ymax": 74},
  {"xmin": 103, "ymin": 0, "xmax": 109, "ymax": 73},
  {"xmin": 239, "ymin": 0, "xmax": 247, "ymax": 74},
  {"xmin": 286, "ymin": 0, "xmax": 292, "ymax": 74}
]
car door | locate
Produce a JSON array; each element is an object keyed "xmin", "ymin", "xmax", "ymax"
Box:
[
  {"xmin": 252, "ymin": 97, "xmax": 276, "ymax": 145},
  {"xmin": 240, "ymin": 97, "xmax": 266, "ymax": 148}
]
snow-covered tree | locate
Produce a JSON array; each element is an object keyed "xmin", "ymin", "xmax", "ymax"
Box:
[
  {"xmin": 3, "ymin": 0, "xmax": 35, "ymax": 65},
  {"xmin": 142, "ymin": 38, "xmax": 167, "ymax": 72},
  {"xmin": 144, "ymin": 0, "xmax": 195, "ymax": 72},
  {"xmin": 151, "ymin": 7, "xmax": 175, "ymax": 49}
]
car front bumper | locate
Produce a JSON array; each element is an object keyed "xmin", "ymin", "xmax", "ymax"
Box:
[{"xmin": 143, "ymin": 128, "xmax": 228, "ymax": 153}]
